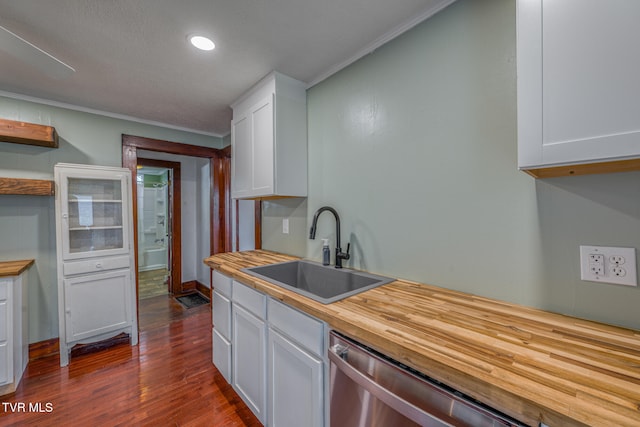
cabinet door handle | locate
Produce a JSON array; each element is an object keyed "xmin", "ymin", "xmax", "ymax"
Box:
[{"xmin": 95, "ymin": 263, "xmax": 103, "ymax": 269}]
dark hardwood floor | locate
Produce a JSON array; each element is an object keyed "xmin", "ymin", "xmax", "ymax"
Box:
[{"xmin": 0, "ymin": 295, "xmax": 262, "ymax": 426}]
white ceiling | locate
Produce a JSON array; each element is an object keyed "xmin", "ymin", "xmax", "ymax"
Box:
[{"xmin": 0, "ymin": 0, "xmax": 455, "ymax": 137}]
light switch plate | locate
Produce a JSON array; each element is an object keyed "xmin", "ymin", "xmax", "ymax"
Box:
[
  {"xmin": 282, "ymin": 218, "xmax": 289, "ymax": 234},
  {"xmin": 579, "ymin": 245, "xmax": 637, "ymax": 286}
]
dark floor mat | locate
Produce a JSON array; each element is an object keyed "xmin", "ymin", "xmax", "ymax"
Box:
[{"xmin": 175, "ymin": 293, "xmax": 209, "ymax": 309}]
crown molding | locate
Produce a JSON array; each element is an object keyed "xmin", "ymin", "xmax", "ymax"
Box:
[{"xmin": 306, "ymin": 0, "xmax": 457, "ymax": 89}]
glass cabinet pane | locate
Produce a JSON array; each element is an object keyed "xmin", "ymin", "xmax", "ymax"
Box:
[
  {"xmin": 68, "ymin": 229, "xmax": 124, "ymax": 253},
  {"xmin": 66, "ymin": 177, "xmax": 125, "ymax": 254},
  {"xmin": 68, "ymin": 200, "xmax": 123, "ymax": 228},
  {"xmin": 68, "ymin": 178, "xmax": 122, "ymax": 200}
]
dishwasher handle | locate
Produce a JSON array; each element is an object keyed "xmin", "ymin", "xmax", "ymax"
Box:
[{"xmin": 329, "ymin": 344, "xmax": 455, "ymax": 427}]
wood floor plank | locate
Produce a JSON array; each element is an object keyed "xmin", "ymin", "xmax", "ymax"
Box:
[{"xmin": 0, "ymin": 295, "xmax": 261, "ymax": 427}]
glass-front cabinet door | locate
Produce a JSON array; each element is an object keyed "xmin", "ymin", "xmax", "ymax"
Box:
[{"xmin": 57, "ymin": 166, "xmax": 131, "ymax": 261}]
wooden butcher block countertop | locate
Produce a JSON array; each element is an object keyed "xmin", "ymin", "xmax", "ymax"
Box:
[
  {"xmin": 204, "ymin": 250, "xmax": 640, "ymax": 427},
  {"xmin": 0, "ymin": 259, "xmax": 34, "ymax": 277}
]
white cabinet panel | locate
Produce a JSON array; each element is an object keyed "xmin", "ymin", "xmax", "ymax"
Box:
[
  {"xmin": 212, "ymin": 327, "xmax": 232, "ymax": 383},
  {"xmin": 233, "ymin": 280, "xmax": 266, "ymax": 318},
  {"xmin": 233, "ymin": 303, "xmax": 267, "ymax": 424},
  {"xmin": 0, "ymin": 298, "xmax": 8, "ymax": 386},
  {"xmin": 212, "ymin": 272, "xmax": 234, "ymax": 383},
  {"xmin": 63, "ymin": 270, "xmax": 132, "ymax": 342},
  {"xmin": 269, "ymin": 329, "xmax": 324, "ymax": 427},
  {"xmin": 212, "ymin": 270, "xmax": 232, "ymax": 298},
  {"xmin": 268, "ymin": 298, "xmax": 324, "ymax": 357},
  {"xmin": 517, "ymin": 0, "xmax": 640, "ymax": 171},
  {"xmin": 63, "ymin": 255, "xmax": 130, "ymax": 276},
  {"xmin": 0, "ymin": 342, "xmax": 8, "ymax": 386},
  {"xmin": 251, "ymin": 96, "xmax": 275, "ymax": 194},
  {"xmin": 212, "ymin": 290, "xmax": 231, "ymax": 340},
  {"xmin": 0, "ymin": 299, "xmax": 7, "ymax": 343},
  {"xmin": 231, "ymin": 114, "xmax": 252, "ymax": 198}
]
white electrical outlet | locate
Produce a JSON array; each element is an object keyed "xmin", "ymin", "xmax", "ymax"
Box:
[
  {"xmin": 282, "ymin": 218, "xmax": 289, "ymax": 234},
  {"xmin": 579, "ymin": 246, "xmax": 637, "ymax": 286}
]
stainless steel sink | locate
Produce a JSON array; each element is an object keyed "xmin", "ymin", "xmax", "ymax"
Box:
[{"xmin": 242, "ymin": 260, "xmax": 394, "ymax": 304}]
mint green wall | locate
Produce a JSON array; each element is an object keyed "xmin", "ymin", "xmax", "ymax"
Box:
[
  {"xmin": 262, "ymin": 0, "xmax": 640, "ymax": 330},
  {"xmin": 0, "ymin": 96, "xmax": 223, "ymax": 343},
  {"xmin": 222, "ymin": 133, "xmax": 231, "ymax": 147}
]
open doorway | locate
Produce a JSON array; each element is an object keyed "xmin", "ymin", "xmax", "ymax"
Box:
[
  {"xmin": 136, "ymin": 158, "xmax": 182, "ymax": 298},
  {"xmin": 122, "ymin": 134, "xmax": 231, "ymax": 328}
]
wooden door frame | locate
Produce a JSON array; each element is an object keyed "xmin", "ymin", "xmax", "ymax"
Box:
[
  {"xmin": 122, "ymin": 135, "xmax": 231, "ymax": 302},
  {"xmin": 136, "ymin": 158, "xmax": 182, "ymax": 295}
]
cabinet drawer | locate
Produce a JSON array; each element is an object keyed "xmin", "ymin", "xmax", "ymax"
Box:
[
  {"xmin": 63, "ymin": 255, "xmax": 130, "ymax": 276},
  {"xmin": 268, "ymin": 298, "xmax": 325, "ymax": 357},
  {"xmin": 213, "ymin": 327, "xmax": 232, "ymax": 384},
  {"xmin": 0, "ymin": 280, "xmax": 7, "ymax": 301},
  {"xmin": 213, "ymin": 270, "xmax": 232, "ymax": 298},
  {"xmin": 213, "ymin": 290, "xmax": 232, "ymax": 340},
  {"xmin": 233, "ymin": 280, "xmax": 266, "ymax": 319}
]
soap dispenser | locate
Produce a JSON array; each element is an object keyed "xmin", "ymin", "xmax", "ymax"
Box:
[{"xmin": 322, "ymin": 239, "xmax": 330, "ymax": 266}]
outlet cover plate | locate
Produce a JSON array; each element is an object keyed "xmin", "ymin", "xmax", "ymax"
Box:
[{"xmin": 580, "ymin": 245, "xmax": 637, "ymax": 286}]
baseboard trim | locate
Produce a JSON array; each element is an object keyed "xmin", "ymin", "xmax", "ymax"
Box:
[
  {"xmin": 195, "ymin": 280, "xmax": 211, "ymax": 299},
  {"xmin": 29, "ymin": 337, "xmax": 59, "ymax": 361},
  {"xmin": 180, "ymin": 280, "xmax": 197, "ymax": 293}
]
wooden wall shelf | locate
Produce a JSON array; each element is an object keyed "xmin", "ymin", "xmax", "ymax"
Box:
[
  {"xmin": 0, "ymin": 177, "xmax": 55, "ymax": 196},
  {"xmin": 0, "ymin": 118, "xmax": 59, "ymax": 148}
]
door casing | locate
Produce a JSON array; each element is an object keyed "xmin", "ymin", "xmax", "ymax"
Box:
[{"xmin": 122, "ymin": 134, "xmax": 231, "ymax": 312}]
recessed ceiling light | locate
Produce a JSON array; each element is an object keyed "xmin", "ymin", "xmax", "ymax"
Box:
[{"xmin": 190, "ymin": 35, "xmax": 215, "ymax": 51}]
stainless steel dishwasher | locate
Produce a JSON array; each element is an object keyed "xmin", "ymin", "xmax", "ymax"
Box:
[{"xmin": 329, "ymin": 331, "xmax": 527, "ymax": 427}]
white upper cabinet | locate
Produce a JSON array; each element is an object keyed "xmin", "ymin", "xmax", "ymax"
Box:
[
  {"xmin": 231, "ymin": 71, "xmax": 307, "ymax": 199},
  {"xmin": 517, "ymin": 0, "xmax": 640, "ymax": 175},
  {"xmin": 56, "ymin": 165, "xmax": 131, "ymax": 260}
]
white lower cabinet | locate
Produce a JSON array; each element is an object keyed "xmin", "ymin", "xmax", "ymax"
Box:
[
  {"xmin": 211, "ymin": 271, "xmax": 327, "ymax": 426},
  {"xmin": 232, "ymin": 281, "xmax": 268, "ymax": 424},
  {"xmin": 0, "ymin": 268, "xmax": 30, "ymax": 396},
  {"xmin": 268, "ymin": 298, "xmax": 326, "ymax": 427}
]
